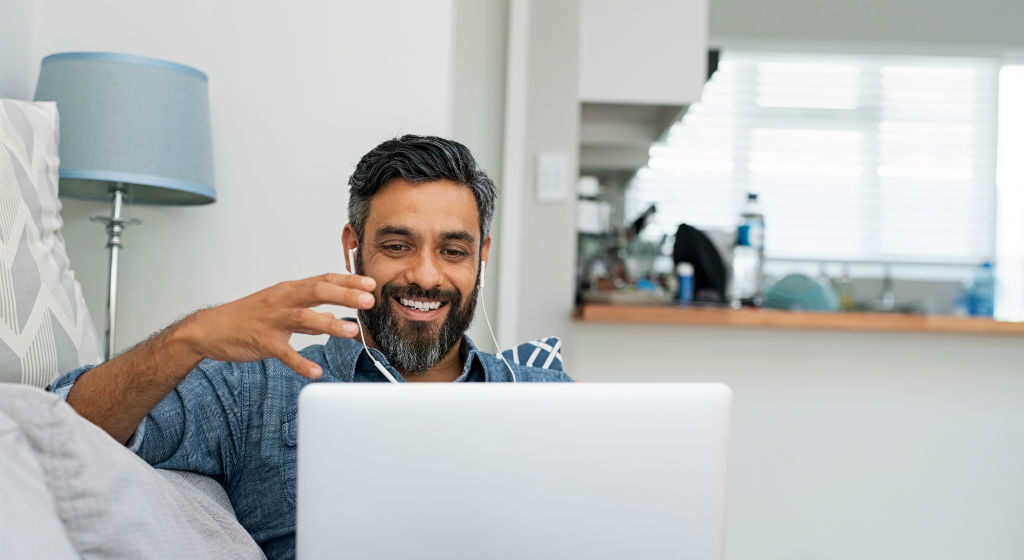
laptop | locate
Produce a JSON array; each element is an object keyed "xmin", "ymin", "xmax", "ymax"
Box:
[{"xmin": 296, "ymin": 383, "xmax": 732, "ymax": 560}]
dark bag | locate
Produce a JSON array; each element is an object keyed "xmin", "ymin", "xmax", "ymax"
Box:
[{"xmin": 672, "ymin": 223, "xmax": 727, "ymax": 303}]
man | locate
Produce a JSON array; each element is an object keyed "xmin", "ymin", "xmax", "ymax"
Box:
[{"xmin": 49, "ymin": 135, "xmax": 573, "ymax": 559}]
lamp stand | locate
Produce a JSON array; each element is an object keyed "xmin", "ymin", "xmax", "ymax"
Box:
[{"xmin": 89, "ymin": 185, "xmax": 140, "ymax": 360}]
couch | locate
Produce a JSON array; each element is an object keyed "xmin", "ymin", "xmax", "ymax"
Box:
[{"xmin": 0, "ymin": 98, "xmax": 264, "ymax": 559}]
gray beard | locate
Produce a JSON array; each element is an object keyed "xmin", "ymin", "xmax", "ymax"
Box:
[{"xmin": 359, "ymin": 278, "xmax": 479, "ymax": 375}]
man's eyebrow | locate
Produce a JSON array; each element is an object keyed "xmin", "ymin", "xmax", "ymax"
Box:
[
  {"xmin": 441, "ymin": 230, "xmax": 477, "ymax": 243},
  {"xmin": 373, "ymin": 225, "xmax": 413, "ymax": 238},
  {"xmin": 372, "ymin": 225, "xmax": 476, "ymax": 243}
]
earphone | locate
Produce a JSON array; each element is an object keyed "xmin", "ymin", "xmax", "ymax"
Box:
[
  {"xmin": 346, "ymin": 246, "xmax": 516, "ymax": 383},
  {"xmin": 479, "ymin": 260, "xmax": 518, "ymax": 383},
  {"xmin": 347, "ymin": 246, "xmax": 400, "ymax": 383}
]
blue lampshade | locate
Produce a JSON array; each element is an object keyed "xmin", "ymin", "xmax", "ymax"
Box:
[{"xmin": 34, "ymin": 52, "xmax": 215, "ymax": 205}]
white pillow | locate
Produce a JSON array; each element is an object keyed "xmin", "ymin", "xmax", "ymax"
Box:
[
  {"xmin": 0, "ymin": 383, "xmax": 265, "ymax": 559},
  {"xmin": 0, "ymin": 98, "xmax": 102, "ymax": 387},
  {"xmin": 0, "ymin": 401, "xmax": 78, "ymax": 559}
]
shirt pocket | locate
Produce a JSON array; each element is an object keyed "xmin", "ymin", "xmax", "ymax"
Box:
[{"xmin": 281, "ymin": 416, "xmax": 298, "ymax": 505}]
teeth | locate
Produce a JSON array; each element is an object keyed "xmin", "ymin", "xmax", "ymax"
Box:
[{"xmin": 400, "ymin": 298, "xmax": 442, "ymax": 311}]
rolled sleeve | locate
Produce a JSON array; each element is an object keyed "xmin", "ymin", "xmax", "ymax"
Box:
[
  {"xmin": 47, "ymin": 359, "xmax": 250, "ymax": 485},
  {"xmin": 47, "ymin": 365, "xmax": 96, "ymax": 400},
  {"xmin": 48, "ymin": 365, "xmax": 149, "ymax": 452}
]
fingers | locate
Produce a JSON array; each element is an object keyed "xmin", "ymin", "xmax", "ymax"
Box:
[
  {"xmin": 295, "ymin": 274, "xmax": 377, "ymax": 309},
  {"xmin": 291, "ymin": 309, "xmax": 360, "ymax": 339},
  {"xmin": 275, "ymin": 345, "xmax": 323, "ymax": 379},
  {"xmin": 309, "ymin": 272, "xmax": 376, "ymax": 292}
]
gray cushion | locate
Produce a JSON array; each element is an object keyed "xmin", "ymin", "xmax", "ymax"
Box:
[
  {"xmin": 158, "ymin": 468, "xmax": 239, "ymax": 524},
  {"xmin": 0, "ymin": 383, "xmax": 265, "ymax": 559},
  {"xmin": 0, "ymin": 98, "xmax": 102, "ymax": 387},
  {"xmin": 0, "ymin": 401, "xmax": 78, "ymax": 559}
]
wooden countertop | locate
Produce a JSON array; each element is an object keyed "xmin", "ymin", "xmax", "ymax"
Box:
[{"xmin": 576, "ymin": 303, "xmax": 1024, "ymax": 336}]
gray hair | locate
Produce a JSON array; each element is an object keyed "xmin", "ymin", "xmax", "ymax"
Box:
[{"xmin": 347, "ymin": 135, "xmax": 496, "ymax": 245}]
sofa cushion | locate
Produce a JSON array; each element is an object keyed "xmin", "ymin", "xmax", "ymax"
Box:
[
  {"xmin": 0, "ymin": 382, "xmax": 265, "ymax": 559},
  {"xmin": 0, "ymin": 98, "xmax": 102, "ymax": 387},
  {"xmin": 0, "ymin": 400, "xmax": 78, "ymax": 559}
]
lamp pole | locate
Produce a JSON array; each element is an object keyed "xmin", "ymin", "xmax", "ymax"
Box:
[{"xmin": 90, "ymin": 184, "xmax": 139, "ymax": 360}]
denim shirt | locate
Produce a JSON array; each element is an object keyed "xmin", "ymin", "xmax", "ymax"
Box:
[{"xmin": 48, "ymin": 334, "xmax": 572, "ymax": 560}]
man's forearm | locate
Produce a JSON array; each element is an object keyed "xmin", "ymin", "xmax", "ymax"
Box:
[
  {"xmin": 66, "ymin": 314, "xmax": 205, "ymax": 445},
  {"xmin": 64, "ymin": 273, "xmax": 374, "ymax": 444}
]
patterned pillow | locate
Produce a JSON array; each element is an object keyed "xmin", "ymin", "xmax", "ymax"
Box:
[
  {"xmin": 501, "ymin": 336, "xmax": 564, "ymax": 371},
  {"xmin": 0, "ymin": 99, "xmax": 102, "ymax": 388}
]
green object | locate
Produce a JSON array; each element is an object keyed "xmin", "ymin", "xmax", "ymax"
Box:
[{"xmin": 763, "ymin": 273, "xmax": 840, "ymax": 312}]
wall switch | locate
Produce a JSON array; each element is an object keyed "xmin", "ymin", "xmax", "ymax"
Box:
[{"xmin": 535, "ymin": 152, "xmax": 570, "ymax": 202}]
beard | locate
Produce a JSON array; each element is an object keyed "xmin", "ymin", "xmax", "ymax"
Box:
[{"xmin": 356, "ymin": 258, "xmax": 479, "ymax": 375}]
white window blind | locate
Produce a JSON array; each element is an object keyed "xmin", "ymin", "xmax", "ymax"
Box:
[{"xmin": 626, "ymin": 51, "xmax": 1000, "ymax": 265}]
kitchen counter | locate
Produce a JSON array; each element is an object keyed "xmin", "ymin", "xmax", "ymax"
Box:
[{"xmin": 576, "ymin": 303, "xmax": 1024, "ymax": 336}]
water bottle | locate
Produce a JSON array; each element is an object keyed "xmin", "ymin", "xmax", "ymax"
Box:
[
  {"xmin": 730, "ymin": 193, "xmax": 765, "ymax": 307},
  {"xmin": 676, "ymin": 262, "xmax": 694, "ymax": 305},
  {"xmin": 966, "ymin": 262, "xmax": 996, "ymax": 318}
]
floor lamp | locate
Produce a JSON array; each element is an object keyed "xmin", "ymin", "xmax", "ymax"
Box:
[{"xmin": 34, "ymin": 52, "xmax": 216, "ymax": 360}]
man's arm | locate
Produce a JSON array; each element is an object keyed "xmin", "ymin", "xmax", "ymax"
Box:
[{"xmin": 66, "ymin": 273, "xmax": 376, "ymax": 444}]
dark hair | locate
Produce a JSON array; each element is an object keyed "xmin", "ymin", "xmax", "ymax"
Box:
[{"xmin": 347, "ymin": 135, "xmax": 496, "ymax": 244}]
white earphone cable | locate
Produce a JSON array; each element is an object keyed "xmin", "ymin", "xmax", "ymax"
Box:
[
  {"xmin": 480, "ymin": 260, "xmax": 517, "ymax": 383},
  {"xmin": 481, "ymin": 297, "xmax": 517, "ymax": 383},
  {"xmin": 348, "ymin": 247, "xmax": 400, "ymax": 384}
]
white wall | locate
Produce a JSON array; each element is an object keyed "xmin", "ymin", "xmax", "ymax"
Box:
[
  {"xmin": 0, "ymin": 0, "xmax": 34, "ymax": 99},
  {"xmin": 23, "ymin": 0, "xmax": 465, "ymax": 352},
  {"xmin": 499, "ymin": 0, "xmax": 580, "ymax": 344}
]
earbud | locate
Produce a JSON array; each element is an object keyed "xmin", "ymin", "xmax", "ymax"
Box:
[
  {"xmin": 480, "ymin": 260, "xmax": 487, "ymax": 289},
  {"xmin": 347, "ymin": 247, "xmax": 357, "ymax": 274}
]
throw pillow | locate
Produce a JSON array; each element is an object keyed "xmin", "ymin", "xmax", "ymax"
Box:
[
  {"xmin": 0, "ymin": 99, "xmax": 102, "ymax": 388},
  {"xmin": 501, "ymin": 335, "xmax": 564, "ymax": 371},
  {"xmin": 0, "ymin": 383, "xmax": 265, "ymax": 559}
]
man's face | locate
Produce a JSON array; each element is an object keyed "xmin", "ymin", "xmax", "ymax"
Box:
[{"xmin": 344, "ymin": 178, "xmax": 490, "ymax": 374}]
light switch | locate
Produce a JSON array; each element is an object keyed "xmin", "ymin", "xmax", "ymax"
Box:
[{"xmin": 535, "ymin": 152, "xmax": 570, "ymax": 202}]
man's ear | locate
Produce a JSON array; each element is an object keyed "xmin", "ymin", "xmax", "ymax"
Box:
[
  {"xmin": 342, "ymin": 224, "xmax": 359, "ymax": 273},
  {"xmin": 480, "ymin": 236, "xmax": 492, "ymax": 264}
]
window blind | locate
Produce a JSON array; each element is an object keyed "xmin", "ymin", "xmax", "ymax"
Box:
[{"xmin": 626, "ymin": 51, "xmax": 1000, "ymax": 266}]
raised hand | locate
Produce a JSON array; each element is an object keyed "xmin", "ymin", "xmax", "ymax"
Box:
[{"xmin": 180, "ymin": 273, "xmax": 376, "ymax": 378}]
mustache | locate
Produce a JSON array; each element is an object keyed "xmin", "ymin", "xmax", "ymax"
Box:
[{"xmin": 379, "ymin": 282, "xmax": 461, "ymax": 305}]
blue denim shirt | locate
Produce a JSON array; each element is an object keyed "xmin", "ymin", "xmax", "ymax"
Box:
[{"xmin": 49, "ymin": 334, "xmax": 572, "ymax": 560}]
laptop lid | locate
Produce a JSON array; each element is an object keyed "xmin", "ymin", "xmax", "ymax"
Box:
[{"xmin": 297, "ymin": 383, "xmax": 731, "ymax": 560}]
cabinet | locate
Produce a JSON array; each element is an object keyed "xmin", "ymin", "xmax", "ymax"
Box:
[
  {"xmin": 579, "ymin": 0, "xmax": 708, "ymax": 105},
  {"xmin": 578, "ymin": 0, "xmax": 709, "ymax": 175}
]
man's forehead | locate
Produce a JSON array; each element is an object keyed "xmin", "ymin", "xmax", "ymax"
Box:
[{"xmin": 365, "ymin": 178, "xmax": 481, "ymax": 238}]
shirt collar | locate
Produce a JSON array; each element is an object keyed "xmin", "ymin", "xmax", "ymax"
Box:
[{"xmin": 325, "ymin": 327, "xmax": 490, "ymax": 383}]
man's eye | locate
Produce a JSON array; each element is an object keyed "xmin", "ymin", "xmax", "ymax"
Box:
[
  {"xmin": 383, "ymin": 244, "xmax": 408, "ymax": 253},
  {"xmin": 442, "ymin": 248, "xmax": 469, "ymax": 258}
]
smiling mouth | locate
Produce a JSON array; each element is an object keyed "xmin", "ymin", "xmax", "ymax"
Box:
[{"xmin": 395, "ymin": 297, "xmax": 448, "ymax": 313}]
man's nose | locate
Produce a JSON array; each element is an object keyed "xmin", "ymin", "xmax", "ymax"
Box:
[{"xmin": 404, "ymin": 251, "xmax": 443, "ymax": 289}]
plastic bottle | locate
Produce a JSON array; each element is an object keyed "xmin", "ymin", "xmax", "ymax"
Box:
[
  {"xmin": 835, "ymin": 264, "xmax": 855, "ymax": 312},
  {"xmin": 729, "ymin": 192, "xmax": 765, "ymax": 307},
  {"xmin": 966, "ymin": 262, "xmax": 996, "ymax": 318},
  {"xmin": 676, "ymin": 262, "xmax": 694, "ymax": 305}
]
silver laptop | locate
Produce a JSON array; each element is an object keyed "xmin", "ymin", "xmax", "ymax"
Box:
[{"xmin": 296, "ymin": 383, "xmax": 732, "ymax": 560}]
